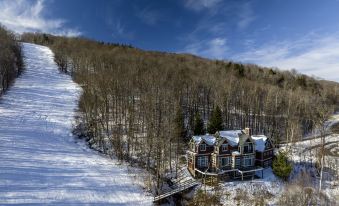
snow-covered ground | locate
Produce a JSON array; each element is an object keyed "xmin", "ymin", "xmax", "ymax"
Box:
[
  {"xmin": 191, "ymin": 126, "xmax": 339, "ymax": 205},
  {"xmin": 217, "ymin": 133, "xmax": 338, "ymax": 205},
  {"xmin": 0, "ymin": 43, "xmax": 152, "ymax": 205},
  {"xmin": 216, "ymin": 168, "xmax": 281, "ymax": 205},
  {"xmin": 304, "ymin": 111, "xmax": 339, "ymax": 139},
  {"xmin": 281, "ymin": 134, "xmax": 339, "ymax": 203}
]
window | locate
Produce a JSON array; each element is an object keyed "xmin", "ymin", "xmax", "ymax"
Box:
[
  {"xmin": 264, "ymin": 159, "xmax": 272, "ymax": 167},
  {"xmin": 243, "ymin": 157, "xmax": 253, "ymax": 167},
  {"xmin": 199, "ymin": 144, "xmax": 206, "ymax": 151},
  {"xmin": 244, "ymin": 143, "xmax": 253, "ymax": 153},
  {"xmin": 219, "ymin": 157, "xmax": 230, "ymax": 167},
  {"xmin": 197, "ymin": 156, "xmax": 208, "ymax": 167},
  {"xmin": 264, "ymin": 160, "xmax": 269, "ymax": 167},
  {"xmin": 221, "ymin": 144, "xmax": 228, "ymax": 152},
  {"xmin": 188, "ymin": 155, "xmax": 193, "ymax": 163},
  {"xmin": 191, "ymin": 143, "xmax": 195, "ymax": 151},
  {"xmin": 235, "ymin": 158, "xmax": 241, "ymax": 166}
]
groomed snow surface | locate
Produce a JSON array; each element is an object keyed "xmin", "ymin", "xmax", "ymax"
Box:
[{"xmin": 0, "ymin": 43, "xmax": 152, "ymax": 205}]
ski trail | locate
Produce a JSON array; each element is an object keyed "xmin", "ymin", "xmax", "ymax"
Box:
[{"xmin": 0, "ymin": 43, "xmax": 152, "ymax": 205}]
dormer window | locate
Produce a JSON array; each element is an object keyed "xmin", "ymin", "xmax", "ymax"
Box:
[
  {"xmin": 200, "ymin": 144, "xmax": 206, "ymax": 151},
  {"xmin": 221, "ymin": 144, "xmax": 228, "ymax": 152},
  {"xmin": 249, "ymin": 143, "xmax": 253, "ymax": 151},
  {"xmin": 244, "ymin": 143, "xmax": 253, "ymax": 153}
]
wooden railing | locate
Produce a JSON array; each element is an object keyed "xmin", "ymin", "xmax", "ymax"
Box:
[{"xmin": 153, "ymin": 179, "xmax": 198, "ymax": 202}]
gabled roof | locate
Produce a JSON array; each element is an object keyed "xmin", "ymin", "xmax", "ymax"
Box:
[
  {"xmin": 239, "ymin": 133, "xmax": 254, "ymax": 146},
  {"xmin": 251, "ymin": 135, "xmax": 268, "ymax": 152},
  {"xmin": 192, "ymin": 135, "xmax": 216, "ymax": 146},
  {"xmin": 217, "ymin": 130, "xmax": 242, "ymax": 147}
]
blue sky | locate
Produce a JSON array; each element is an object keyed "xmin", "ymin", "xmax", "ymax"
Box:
[{"xmin": 1, "ymin": 0, "xmax": 339, "ymax": 82}]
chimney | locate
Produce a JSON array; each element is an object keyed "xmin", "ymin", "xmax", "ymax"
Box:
[{"xmin": 244, "ymin": 127, "xmax": 251, "ymax": 136}]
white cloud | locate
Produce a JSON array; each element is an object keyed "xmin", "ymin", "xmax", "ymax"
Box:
[
  {"xmin": 0, "ymin": 0, "xmax": 81, "ymax": 36},
  {"xmin": 184, "ymin": 37, "xmax": 228, "ymax": 59},
  {"xmin": 232, "ymin": 33, "xmax": 339, "ymax": 82},
  {"xmin": 135, "ymin": 6, "xmax": 161, "ymax": 26},
  {"xmin": 184, "ymin": 0, "xmax": 222, "ymax": 11},
  {"xmin": 180, "ymin": 1, "xmax": 255, "ymax": 60},
  {"xmin": 184, "ymin": 0, "xmax": 255, "ymax": 30},
  {"xmin": 110, "ymin": 20, "xmax": 134, "ymax": 40},
  {"xmin": 237, "ymin": 2, "xmax": 255, "ymax": 30},
  {"xmin": 115, "ymin": 21, "xmax": 125, "ymax": 36}
]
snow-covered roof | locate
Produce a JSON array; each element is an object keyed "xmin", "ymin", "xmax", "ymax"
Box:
[
  {"xmin": 232, "ymin": 151, "xmax": 240, "ymax": 155},
  {"xmin": 251, "ymin": 135, "xmax": 268, "ymax": 152},
  {"xmin": 218, "ymin": 130, "xmax": 242, "ymax": 146},
  {"xmin": 192, "ymin": 135, "xmax": 216, "ymax": 146}
]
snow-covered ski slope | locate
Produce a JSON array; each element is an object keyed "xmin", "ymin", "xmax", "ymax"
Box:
[{"xmin": 0, "ymin": 43, "xmax": 152, "ymax": 205}]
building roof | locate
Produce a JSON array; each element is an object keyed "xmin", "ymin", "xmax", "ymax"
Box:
[
  {"xmin": 218, "ymin": 130, "xmax": 242, "ymax": 146},
  {"xmin": 251, "ymin": 135, "xmax": 268, "ymax": 152},
  {"xmin": 192, "ymin": 135, "xmax": 216, "ymax": 146},
  {"xmin": 191, "ymin": 130, "xmax": 265, "ymax": 150}
]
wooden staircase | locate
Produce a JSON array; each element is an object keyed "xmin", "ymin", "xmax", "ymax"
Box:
[{"xmin": 153, "ymin": 179, "xmax": 198, "ymax": 202}]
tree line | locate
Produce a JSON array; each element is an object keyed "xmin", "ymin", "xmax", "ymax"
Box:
[
  {"xmin": 0, "ymin": 25, "xmax": 23, "ymax": 95},
  {"xmin": 21, "ymin": 33, "xmax": 339, "ymax": 192}
]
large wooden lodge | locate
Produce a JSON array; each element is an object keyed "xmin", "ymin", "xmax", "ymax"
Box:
[{"xmin": 187, "ymin": 128, "xmax": 274, "ymax": 180}]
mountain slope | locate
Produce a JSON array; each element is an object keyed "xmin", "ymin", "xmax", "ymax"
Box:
[{"xmin": 0, "ymin": 43, "xmax": 151, "ymax": 205}]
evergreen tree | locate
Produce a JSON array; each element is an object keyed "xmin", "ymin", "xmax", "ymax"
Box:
[
  {"xmin": 174, "ymin": 106, "xmax": 187, "ymax": 141},
  {"xmin": 207, "ymin": 105, "xmax": 223, "ymax": 134},
  {"xmin": 272, "ymin": 151, "xmax": 293, "ymax": 181},
  {"xmin": 193, "ymin": 112, "xmax": 204, "ymax": 135}
]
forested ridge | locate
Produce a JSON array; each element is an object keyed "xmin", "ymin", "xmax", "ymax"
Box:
[
  {"xmin": 21, "ymin": 33, "xmax": 339, "ymax": 191},
  {"xmin": 0, "ymin": 25, "xmax": 23, "ymax": 95}
]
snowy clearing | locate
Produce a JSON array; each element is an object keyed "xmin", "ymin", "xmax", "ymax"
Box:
[{"xmin": 0, "ymin": 43, "xmax": 152, "ymax": 205}]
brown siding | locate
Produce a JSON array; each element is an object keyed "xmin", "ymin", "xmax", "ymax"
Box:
[
  {"xmin": 263, "ymin": 149, "xmax": 273, "ymax": 159},
  {"xmin": 255, "ymin": 148, "xmax": 273, "ymax": 167},
  {"xmin": 229, "ymin": 145, "xmax": 238, "ymax": 152},
  {"xmin": 197, "ymin": 143, "xmax": 214, "ymax": 154},
  {"xmin": 218, "ymin": 141, "xmax": 233, "ymax": 155},
  {"xmin": 255, "ymin": 151, "xmax": 262, "ymax": 159}
]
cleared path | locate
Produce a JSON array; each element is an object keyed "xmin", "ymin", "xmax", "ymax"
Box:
[{"xmin": 0, "ymin": 43, "xmax": 152, "ymax": 205}]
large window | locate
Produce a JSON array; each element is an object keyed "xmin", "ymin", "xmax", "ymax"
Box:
[
  {"xmin": 219, "ymin": 157, "xmax": 230, "ymax": 167},
  {"xmin": 243, "ymin": 156, "xmax": 253, "ymax": 167},
  {"xmin": 199, "ymin": 144, "xmax": 206, "ymax": 151},
  {"xmin": 221, "ymin": 144, "xmax": 228, "ymax": 152},
  {"xmin": 197, "ymin": 156, "xmax": 208, "ymax": 167}
]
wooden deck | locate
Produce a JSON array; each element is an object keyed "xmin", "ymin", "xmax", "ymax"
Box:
[{"xmin": 195, "ymin": 166, "xmax": 264, "ymax": 180}]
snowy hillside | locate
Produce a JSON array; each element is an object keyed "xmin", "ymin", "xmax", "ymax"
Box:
[{"xmin": 0, "ymin": 43, "xmax": 152, "ymax": 205}]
